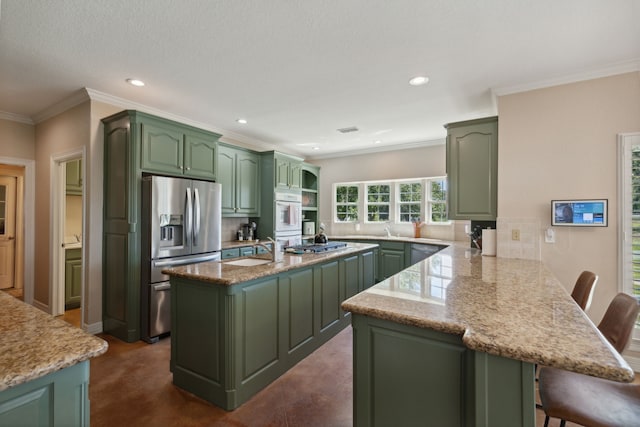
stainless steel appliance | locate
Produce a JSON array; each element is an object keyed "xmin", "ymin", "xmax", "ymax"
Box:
[
  {"xmin": 141, "ymin": 175, "xmax": 221, "ymax": 342},
  {"xmin": 273, "ymin": 192, "xmax": 302, "ymax": 247}
]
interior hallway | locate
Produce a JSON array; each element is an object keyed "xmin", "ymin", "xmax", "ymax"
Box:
[{"xmin": 88, "ymin": 326, "xmax": 584, "ymax": 427}]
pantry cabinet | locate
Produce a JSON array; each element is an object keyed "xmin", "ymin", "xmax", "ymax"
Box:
[
  {"xmin": 218, "ymin": 144, "xmax": 260, "ymax": 217},
  {"xmin": 445, "ymin": 116, "xmax": 498, "ymax": 221}
]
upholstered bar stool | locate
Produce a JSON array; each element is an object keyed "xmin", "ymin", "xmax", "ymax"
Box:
[
  {"xmin": 570, "ymin": 270, "xmax": 598, "ymax": 311},
  {"xmin": 539, "ymin": 293, "xmax": 640, "ymax": 427}
]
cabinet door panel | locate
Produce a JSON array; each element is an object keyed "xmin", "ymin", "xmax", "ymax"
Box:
[
  {"xmin": 361, "ymin": 251, "xmax": 376, "ymax": 290},
  {"xmin": 236, "ymin": 153, "xmax": 260, "ymax": 214},
  {"xmin": 275, "ymin": 159, "xmax": 290, "ymax": 188},
  {"xmin": 318, "ymin": 261, "xmax": 340, "ymax": 331},
  {"xmin": 289, "ymin": 162, "xmax": 302, "ymax": 189},
  {"xmin": 242, "ymin": 279, "xmax": 280, "ymax": 379},
  {"xmin": 217, "ymin": 149, "xmax": 236, "ymax": 215},
  {"xmin": 342, "ymin": 255, "xmax": 359, "ymax": 301},
  {"xmin": 141, "ymin": 122, "xmax": 183, "ymax": 174},
  {"xmin": 184, "ymin": 134, "xmax": 216, "ymax": 179},
  {"xmin": 380, "ymin": 249, "xmax": 405, "ymax": 280},
  {"xmin": 287, "ymin": 269, "xmax": 314, "ymax": 351}
]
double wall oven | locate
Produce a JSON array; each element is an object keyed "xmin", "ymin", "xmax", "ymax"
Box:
[{"xmin": 273, "ymin": 191, "xmax": 302, "ymax": 247}]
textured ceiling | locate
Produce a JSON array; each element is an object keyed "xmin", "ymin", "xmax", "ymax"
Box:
[{"xmin": 0, "ymin": 0, "xmax": 638, "ymax": 158}]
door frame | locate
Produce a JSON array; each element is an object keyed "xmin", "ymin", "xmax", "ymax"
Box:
[
  {"xmin": 0, "ymin": 157, "xmax": 35, "ymax": 303},
  {"xmin": 51, "ymin": 149, "xmax": 85, "ymax": 320}
]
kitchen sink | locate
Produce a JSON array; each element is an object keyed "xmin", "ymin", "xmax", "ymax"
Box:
[{"xmin": 223, "ymin": 258, "xmax": 272, "ymax": 267}]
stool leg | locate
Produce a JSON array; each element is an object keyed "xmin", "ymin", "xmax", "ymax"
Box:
[
  {"xmin": 543, "ymin": 415, "xmax": 549, "ymax": 427},
  {"xmin": 560, "ymin": 420, "xmax": 566, "ymax": 427}
]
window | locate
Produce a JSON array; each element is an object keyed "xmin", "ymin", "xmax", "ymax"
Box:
[
  {"xmin": 618, "ymin": 133, "xmax": 640, "ymax": 342},
  {"xmin": 398, "ymin": 182, "xmax": 422, "ymax": 223},
  {"xmin": 335, "ymin": 185, "xmax": 358, "ymax": 222},
  {"xmin": 333, "ymin": 177, "xmax": 448, "ymax": 225},
  {"xmin": 366, "ymin": 184, "xmax": 390, "ymax": 222},
  {"xmin": 428, "ymin": 178, "xmax": 448, "ymax": 223}
]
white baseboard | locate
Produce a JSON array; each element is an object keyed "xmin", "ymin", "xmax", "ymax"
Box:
[
  {"xmin": 31, "ymin": 300, "xmax": 49, "ymax": 314},
  {"xmin": 84, "ymin": 321, "xmax": 103, "ymax": 335}
]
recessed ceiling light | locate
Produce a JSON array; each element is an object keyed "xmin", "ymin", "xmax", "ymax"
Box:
[
  {"xmin": 236, "ymin": 118, "xmax": 247, "ymax": 124},
  {"xmin": 126, "ymin": 78, "xmax": 145, "ymax": 87},
  {"xmin": 408, "ymin": 76, "xmax": 429, "ymax": 86},
  {"xmin": 312, "ymin": 147, "xmax": 320, "ymax": 151},
  {"xmin": 374, "ymin": 140, "xmax": 382, "ymax": 144}
]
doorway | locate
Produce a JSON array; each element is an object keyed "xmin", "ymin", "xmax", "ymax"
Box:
[
  {"xmin": 0, "ymin": 164, "xmax": 25, "ymax": 297},
  {"xmin": 52, "ymin": 151, "xmax": 85, "ymax": 328}
]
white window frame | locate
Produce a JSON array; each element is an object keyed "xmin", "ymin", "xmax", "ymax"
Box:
[
  {"xmin": 334, "ymin": 183, "xmax": 360, "ymax": 223},
  {"xmin": 618, "ymin": 132, "xmax": 640, "ymax": 347},
  {"xmin": 426, "ymin": 177, "xmax": 449, "ymax": 225},
  {"xmin": 397, "ymin": 181, "xmax": 424, "ymax": 223},
  {"xmin": 365, "ymin": 182, "xmax": 391, "ymax": 223}
]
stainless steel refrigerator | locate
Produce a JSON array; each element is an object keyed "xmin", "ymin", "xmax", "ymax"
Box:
[{"xmin": 141, "ymin": 175, "xmax": 221, "ymax": 342}]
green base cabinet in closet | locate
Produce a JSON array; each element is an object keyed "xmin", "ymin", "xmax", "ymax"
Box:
[
  {"xmin": 102, "ymin": 110, "xmax": 221, "ymax": 343},
  {"xmin": 218, "ymin": 144, "xmax": 260, "ymax": 217},
  {"xmin": 65, "ymin": 248, "xmax": 82, "ymax": 310},
  {"xmin": 445, "ymin": 116, "xmax": 498, "ymax": 221}
]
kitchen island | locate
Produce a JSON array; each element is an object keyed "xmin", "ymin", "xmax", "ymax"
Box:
[
  {"xmin": 0, "ymin": 291, "xmax": 108, "ymax": 425},
  {"xmin": 341, "ymin": 243, "xmax": 634, "ymax": 427},
  {"xmin": 163, "ymin": 242, "xmax": 378, "ymax": 410}
]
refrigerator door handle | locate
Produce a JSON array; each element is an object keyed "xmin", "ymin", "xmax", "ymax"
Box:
[
  {"xmin": 185, "ymin": 187, "xmax": 193, "ymax": 245},
  {"xmin": 193, "ymin": 188, "xmax": 201, "ymax": 246}
]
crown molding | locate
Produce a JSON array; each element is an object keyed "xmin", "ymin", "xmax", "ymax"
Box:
[
  {"xmin": 492, "ymin": 58, "xmax": 640, "ymax": 97},
  {"xmin": 0, "ymin": 111, "xmax": 34, "ymax": 125},
  {"xmin": 31, "ymin": 88, "xmax": 91, "ymax": 123},
  {"xmin": 85, "ymin": 88, "xmax": 270, "ymax": 148},
  {"xmin": 307, "ymin": 138, "xmax": 445, "ymax": 160}
]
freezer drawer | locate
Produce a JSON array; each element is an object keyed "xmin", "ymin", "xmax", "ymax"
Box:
[{"xmin": 149, "ymin": 282, "xmax": 171, "ymax": 338}]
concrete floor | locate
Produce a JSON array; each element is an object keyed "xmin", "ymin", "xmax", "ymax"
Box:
[{"xmin": 89, "ymin": 327, "xmax": 585, "ymax": 427}]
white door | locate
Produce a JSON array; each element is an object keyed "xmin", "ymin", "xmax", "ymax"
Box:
[{"xmin": 0, "ymin": 176, "xmax": 17, "ymax": 289}]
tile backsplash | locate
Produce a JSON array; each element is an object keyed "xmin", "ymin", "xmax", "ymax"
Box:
[{"xmin": 496, "ymin": 217, "xmax": 541, "ymax": 260}]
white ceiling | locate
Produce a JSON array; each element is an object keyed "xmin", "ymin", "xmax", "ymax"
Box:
[{"xmin": 0, "ymin": 1, "xmax": 639, "ymax": 158}]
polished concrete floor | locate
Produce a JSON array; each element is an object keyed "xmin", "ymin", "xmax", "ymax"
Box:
[{"xmin": 88, "ymin": 326, "xmax": 588, "ymax": 427}]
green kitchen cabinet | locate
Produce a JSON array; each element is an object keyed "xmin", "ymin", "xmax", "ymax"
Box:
[
  {"xmin": 218, "ymin": 144, "xmax": 260, "ymax": 217},
  {"xmin": 378, "ymin": 241, "xmax": 410, "ymax": 281},
  {"xmin": 352, "ymin": 314, "xmax": 535, "ymax": 427},
  {"xmin": 101, "ymin": 110, "xmax": 221, "ymax": 342},
  {"xmin": 140, "ymin": 114, "xmax": 220, "ymax": 180},
  {"xmin": 445, "ymin": 116, "xmax": 498, "ymax": 221},
  {"xmin": 0, "ymin": 361, "xmax": 91, "ymax": 427},
  {"xmin": 65, "ymin": 248, "xmax": 82, "ymax": 310},
  {"xmin": 301, "ymin": 163, "xmax": 320, "ymax": 237},
  {"xmin": 65, "ymin": 159, "xmax": 82, "ymax": 195},
  {"xmin": 268, "ymin": 151, "xmax": 302, "ymax": 191},
  {"xmin": 239, "ymin": 246, "xmax": 255, "ymax": 257},
  {"xmin": 221, "ymin": 248, "xmax": 241, "ymax": 259},
  {"xmin": 170, "ymin": 249, "xmax": 375, "ymax": 410}
]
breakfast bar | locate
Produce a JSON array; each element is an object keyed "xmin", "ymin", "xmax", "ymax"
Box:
[{"xmin": 341, "ymin": 243, "xmax": 634, "ymax": 427}]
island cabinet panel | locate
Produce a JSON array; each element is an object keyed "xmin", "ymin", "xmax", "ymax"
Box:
[
  {"xmin": 342, "ymin": 255, "xmax": 360, "ymax": 306},
  {"xmin": 317, "ymin": 261, "xmax": 340, "ymax": 332},
  {"xmin": 352, "ymin": 315, "xmax": 535, "ymax": 427},
  {"xmin": 360, "ymin": 250, "xmax": 376, "ymax": 291},
  {"xmin": 0, "ymin": 361, "xmax": 90, "ymax": 427},
  {"xmin": 286, "ymin": 269, "xmax": 315, "ymax": 354},
  {"xmin": 170, "ymin": 249, "xmax": 375, "ymax": 410}
]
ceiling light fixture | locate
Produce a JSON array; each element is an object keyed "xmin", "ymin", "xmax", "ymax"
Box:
[
  {"xmin": 408, "ymin": 76, "xmax": 429, "ymax": 86},
  {"xmin": 236, "ymin": 118, "xmax": 247, "ymax": 124},
  {"xmin": 374, "ymin": 140, "xmax": 382, "ymax": 144},
  {"xmin": 126, "ymin": 78, "xmax": 145, "ymax": 87},
  {"xmin": 312, "ymin": 147, "xmax": 320, "ymax": 151}
]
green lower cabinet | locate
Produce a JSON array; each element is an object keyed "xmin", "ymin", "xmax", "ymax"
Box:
[
  {"xmin": 170, "ymin": 250, "xmax": 375, "ymax": 410},
  {"xmin": 352, "ymin": 315, "xmax": 535, "ymax": 427},
  {"xmin": 65, "ymin": 248, "xmax": 82, "ymax": 310},
  {"xmin": 0, "ymin": 361, "xmax": 90, "ymax": 427},
  {"xmin": 239, "ymin": 246, "xmax": 255, "ymax": 257}
]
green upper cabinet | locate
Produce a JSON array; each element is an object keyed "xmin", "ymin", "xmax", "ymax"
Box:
[
  {"xmin": 274, "ymin": 153, "xmax": 302, "ymax": 190},
  {"xmin": 218, "ymin": 143, "xmax": 260, "ymax": 217},
  {"xmin": 445, "ymin": 116, "xmax": 498, "ymax": 221},
  {"xmin": 140, "ymin": 115, "xmax": 220, "ymax": 180},
  {"xmin": 66, "ymin": 159, "xmax": 82, "ymax": 195}
]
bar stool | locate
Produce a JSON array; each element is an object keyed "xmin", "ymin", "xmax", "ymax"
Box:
[
  {"xmin": 570, "ymin": 270, "xmax": 597, "ymax": 311},
  {"xmin": 539, "ymin": 293, "xmax": 640, "ymax": 427}
]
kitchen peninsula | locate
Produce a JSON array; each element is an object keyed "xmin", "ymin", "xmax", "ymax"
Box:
[
  {"xmin": 341, "ymin": 243, "xmax": 634, "ymax": 427},
  {"xmin": 163, "ymin": 242, "xmax": 377, "ymax": 410},
  {"xmin": 0, "ymin": 291, "xmax": 108, "ymax": 425}
]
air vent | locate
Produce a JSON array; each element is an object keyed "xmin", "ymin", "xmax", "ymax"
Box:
[{"xmin": 337, "ymin": 126, "xmax": 359, "ymax": 134}]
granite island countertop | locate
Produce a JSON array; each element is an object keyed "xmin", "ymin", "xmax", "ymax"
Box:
[
  {"xmin": 341, "ymin": 242, "xmax": 635, "ymax": 383},
  {"xmin": 163, "ymin": 242, "xmax": 379, "ymax": 286},
  {"xmin": 0, "ymin": 291, "xmax": 108, "ymax": 391}
]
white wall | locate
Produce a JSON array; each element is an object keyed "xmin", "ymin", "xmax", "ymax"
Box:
[
  {"xmin": 497, "ymin": 71, "xmax": 640, "ymax": 325},
  {"xmin": 309, "ymin": 144, "xmax": 459, "ymax": 239}
]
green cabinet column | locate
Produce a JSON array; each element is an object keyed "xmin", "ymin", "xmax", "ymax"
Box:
[
  {"xmin": 218, "ymin": 144, "xmax": 260, "ymax": 217},
  {"xmin": 445, "ymin": 116, "xmax": 498, "ymax": 221}
]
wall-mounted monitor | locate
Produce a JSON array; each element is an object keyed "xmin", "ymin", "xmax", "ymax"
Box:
[{"xmin": 551, "ymin": 199, "xmax": 608, "ymax": 227}]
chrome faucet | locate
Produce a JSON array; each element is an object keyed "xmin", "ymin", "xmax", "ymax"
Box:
[
  {"xmin": 255, "ymin": 237, "xmax": 283, "ymax": 262},
  {"xmin": 384, "ymin": 225, "xmax": 392, "ymax": 237}
]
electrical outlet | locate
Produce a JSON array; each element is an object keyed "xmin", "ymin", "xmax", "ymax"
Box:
[{"xmin": 511, "ymin": 229, "xmax": 520, "ymax": 241}]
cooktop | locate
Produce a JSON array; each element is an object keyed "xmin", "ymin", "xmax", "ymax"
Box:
[{"xmin": 285, "ymin": 241, "xmax": 348, "ymax": 253}]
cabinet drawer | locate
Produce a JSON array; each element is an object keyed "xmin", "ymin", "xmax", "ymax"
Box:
[
  {"xmin": 221, "ymin": 248, "xmax": 240, "ymax": 259},
  {"xmin": 239, "ymin": 246, "xmax": 255, "ymax": 257}
]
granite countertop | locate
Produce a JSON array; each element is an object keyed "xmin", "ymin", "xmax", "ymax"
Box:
[
  {"xmin": 163, "ymin": 242, "xmax": 379, "ymax": 286},
  {"xmin": 221, "ymin": 239, "xmax": 264, "ymax": 250},
  {"xmin": 328, "ymin": 234, "xmax": 448, "ymax": 246},
  {"xmin": 341, "ymin": 243, "xmax": 635, "ymax": 383},
  {"xmin": 0, "ymin": 292, "xmax": 108, "ymax": 391}
]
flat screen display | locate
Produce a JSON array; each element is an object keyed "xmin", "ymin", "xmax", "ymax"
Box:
[{"xmin": 551, "ymin": 199, "xmax": 608, "ymax": 227}]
